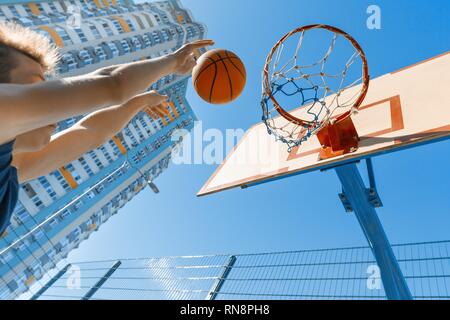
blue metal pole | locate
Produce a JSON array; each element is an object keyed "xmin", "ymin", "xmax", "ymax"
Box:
[
  {"xmin": 334, "ymin": 162, "xmax": 412, "ymax": 300},
  {"xmin": 82, "ymin": 260, "xmax": 122, "ymax": 300},
  {"xmin": 30, "ymin": 264, "xmax": 72, "ymax": 300},
  {"xmin": 206, "ymin": 255, "xmax": 237, "ymax": 300}
]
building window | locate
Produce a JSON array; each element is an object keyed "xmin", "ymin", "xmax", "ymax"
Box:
[
  {"xmin": 51, "ymin": 171, "xmax": 70, "ymax": 192},
  {"xmin": 141, "ymin": 12, "xmax": 154, "ymax": 27},
  {"xmin": 89, "ymin": 24, "xmax": 102, "ymax": 39},
  {"xmin": 38, "ymin": 177, "xmax": 57, "ymax": 200},
  {"xmin": 111, "ymin": 20, "xmax": 124, "ymax": 33},
  {"xmin": 66, "ymin": 163, "xmax": 83, "ymax": 184},
  {"xmin": 7, "ymin": 6, "xmax": 20, "ymax": 17},
  {"xmin": 79, "ymin": 157, "xmax": 94, "ymax": 176},
  {"xmin": 54, "ymin": 26, "xmax": 73, "ymax": 46},
  {"xmin": 108, "ymin": 140, "xmax": 121, "ymax": 157},
  {"xmin": 13, "ymin": 203, "xmax": 30, "ymax": 225},
  {"xmin": 99, "ymin": 146, "xmax": 113, "ymax": 163},
  {"xmin": 74, "ymin": 28, "xmax": 88, "ymax": 42},
  {"xmin": 132, "ymin": 14, "xmax": 144, "ymax": 29},
  {"xmin": 125, "ymin": 18, "xmax": 136, "ymax": 31},
  {"xmin": 22, "ymin": 183, "xmax": 37, "ymax": 198},
  {"xmin": 89, "ymin": 151, "xmax": 104, "ymax": 170},
  {"xmin": 100, "ymin": 21, "xmax": 115, "ymax": 36}
]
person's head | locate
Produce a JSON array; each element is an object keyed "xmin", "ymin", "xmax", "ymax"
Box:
[
  {"xmin": 1, "ymin": 22, "xmax": 60, "ymax": 149},
  {"xmin": 0, "ymin": 21, "xmax": 59, "ymax": 85}
]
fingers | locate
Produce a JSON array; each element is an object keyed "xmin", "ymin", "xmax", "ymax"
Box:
[
  {"xmin": 146, "ymin": 91, "xmax": 169, "ymax": 106},
  {"xmin": 176, "ymin": 53, "xmax": 197, "ymax": 75},
  {"xmin": 149, "ymin": 90, "xmax": 168, "ymax": 99},
  {"xmin": 191, "ymin": 39, "xmax": 215, "ymax": 46},
  {"xmin": 185, "ymin": 39, "xmax": 215, "ymax": 50},
  {"xmin": 139, "ymin": 90, "xmax": 172, "ymax": 119}
]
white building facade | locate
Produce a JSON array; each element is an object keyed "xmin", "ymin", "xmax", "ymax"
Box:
[{"xmin": 0, "ymin": 0, "xmax": 206, "ymax": 299}]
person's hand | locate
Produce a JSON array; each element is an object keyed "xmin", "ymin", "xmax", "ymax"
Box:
[
  {"xmin": 135, "ymin": 90, "xmax": 170, "ymax": 120},
  {"xmin": 170, "ymin": 40, "xmax": 215, "ymax": 75}
]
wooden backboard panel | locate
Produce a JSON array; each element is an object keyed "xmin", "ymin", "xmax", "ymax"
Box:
[{"xmin": 198, "ymin": 51, "xmax": 450, "ymax": 196}]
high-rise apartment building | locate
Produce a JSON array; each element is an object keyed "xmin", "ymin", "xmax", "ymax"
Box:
[{"xmin": 0, "ymin": 0, "xmax": 206, "ymax": 299}]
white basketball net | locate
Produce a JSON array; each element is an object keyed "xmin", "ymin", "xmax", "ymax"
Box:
[{"xmin": 261, "ymin": 25, "xmax": 369, "ymax": 152}]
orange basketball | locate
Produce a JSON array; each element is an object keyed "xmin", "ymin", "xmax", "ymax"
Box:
[{"xmin": 192, "ymin": 49, "xmax": 246, "ymax": 104}]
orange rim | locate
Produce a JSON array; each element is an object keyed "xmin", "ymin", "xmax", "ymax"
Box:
[{"xmin": 263, "ymin": 24, "xmax": 370, "ymax": 127}]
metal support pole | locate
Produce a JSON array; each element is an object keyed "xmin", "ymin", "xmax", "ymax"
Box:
[
  {"xmin": 82, "ymin": 260, "xmax": 121, "ymax": 300},
  {"xmin": 334, "ymin": 162, "xmax": 412, "ymax": 300},
  {"xmin": 206, "ymin": 255, "xmax": 237, "ymax": 300},
  {"xmin": 30, "ymin": 264, "xmax": 72, "ymax": 300}
]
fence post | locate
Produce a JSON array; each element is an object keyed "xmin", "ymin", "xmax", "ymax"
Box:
[
  {"xmin": 30, "ymin": 264, "xmax": 72, "ymax": 300},
  {"xmin": 82, "ymin": 260, "xmax": 122, "ymax": 300},
  {"xmin": 206, "ymin": 255, "xmax": 237, "ymax": 300}
]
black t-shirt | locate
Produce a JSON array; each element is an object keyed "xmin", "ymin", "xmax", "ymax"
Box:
[{"xmin": 0, "ymin": 140, "xmax": 18, "ymax": 235}]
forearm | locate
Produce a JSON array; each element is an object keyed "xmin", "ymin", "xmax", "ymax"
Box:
[
  {"xmin": 46, "ymin": 54, "xmax": 176, "ymax": 120},
  {"xmin": 0, "ymin": 56, "xmax": 172, "ymax": 142},
  {"xmin": 13, "ymin": 96, "xmax": 145, "ymax": 183},
  {"xmin": 14, "ymin": 56, "xmax": 174, "ymax": 133},
  {"xmin": 78, "ymin": 95, "xmax": 145, "ymax": 144},
  {"xmin": 98, "ymin": 54, "xmax": 177, "ymax": 101},
  {"xmin": 0, "ymin": 73, "xmax": 122, "ymax": 141}
]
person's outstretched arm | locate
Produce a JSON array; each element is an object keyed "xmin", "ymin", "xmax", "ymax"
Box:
[
  {"xmin": 0, "ymin": 40, "xmax": 213, "ymax": 144},
  {"xmin": 12, "ymin": 91, "xmax": 169, "ymax": 183}
]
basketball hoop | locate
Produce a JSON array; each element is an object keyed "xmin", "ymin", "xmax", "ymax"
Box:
[{"xmin": 261, "ymin": 24, "xmax": 369, "ymax": 158}]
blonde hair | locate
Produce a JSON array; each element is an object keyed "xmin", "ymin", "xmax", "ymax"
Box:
[{"xmin": 0, "ymin": 21, "xmax": 60, "ymax": 81}]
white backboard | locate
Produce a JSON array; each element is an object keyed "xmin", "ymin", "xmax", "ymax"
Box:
[{"xmin": 198, "ymin": 52, "xmax": 450, "ymax": 196}]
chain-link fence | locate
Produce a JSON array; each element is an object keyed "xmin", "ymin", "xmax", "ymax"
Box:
[{"xmin": 23, "ymin": 240, "xmax": 450, "ymax": 300}]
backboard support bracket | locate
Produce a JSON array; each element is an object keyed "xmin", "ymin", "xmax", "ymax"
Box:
[{"xmin": 338, "ymin": 158, "xmax": 383, "ymax": 212}]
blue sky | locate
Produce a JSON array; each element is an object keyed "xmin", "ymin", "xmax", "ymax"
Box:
[{"xmin": 68, "ymin": 0, "xmax": 450, "ymax": 263}]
